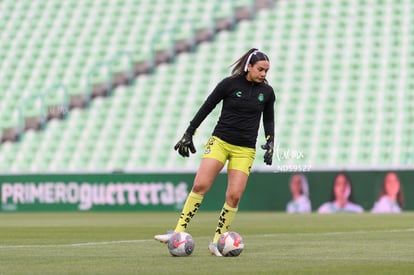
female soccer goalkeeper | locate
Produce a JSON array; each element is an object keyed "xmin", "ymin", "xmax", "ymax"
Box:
[{"xmin": 154, "ymin": 48, "xmax": 275, "ymax": 256}]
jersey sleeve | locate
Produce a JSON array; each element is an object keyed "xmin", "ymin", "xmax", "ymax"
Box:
[
  {"xmin": 262, "ymin": 87, "xmax": 275, "ymax": 142},
  {"xmin": 185, "ymin": 78, "xmax": 230, "ymax": 134}
]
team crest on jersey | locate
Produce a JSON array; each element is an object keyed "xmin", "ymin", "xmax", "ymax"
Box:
[
  {"xmin": 236, "ymin": 91, "xmax": 243, "ymax": 97},
  {"xmin": 258, "ymin": 93, "xmax": 264, "ymax": 102}
]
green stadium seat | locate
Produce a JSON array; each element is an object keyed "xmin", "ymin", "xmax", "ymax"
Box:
[{"xmin": 0, "ymin": 0, "xmax": 412, "ymax": 172}]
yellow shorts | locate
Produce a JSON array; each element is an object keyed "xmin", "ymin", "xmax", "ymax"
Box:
[{"xmin": 202, "ymin": 136, "xmax": 256, "ymax": 175}]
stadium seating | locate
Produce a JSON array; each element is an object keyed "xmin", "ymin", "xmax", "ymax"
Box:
[{"xmin": 0, "ymin": 0, "xmax": 412, "ymax": 172}]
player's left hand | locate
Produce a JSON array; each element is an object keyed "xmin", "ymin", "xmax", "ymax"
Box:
[{"xmin": 261, "ymin": 137, "xmax": 274, "ymax": 165}]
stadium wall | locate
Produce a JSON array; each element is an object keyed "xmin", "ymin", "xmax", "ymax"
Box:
[{"xmin": 0, "ymin": 171, "xmax": 412, "ymax": 212}]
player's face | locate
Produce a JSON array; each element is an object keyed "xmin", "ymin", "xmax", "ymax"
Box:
[
  {"xmin": 334, "ymin": 175, "xmax": 350, "ymax": 200},
  {"xmin": 246, "ymin": 60, "xmax": 270, "ymax": 83},
  {"xmin": 384, "ymin": 173, "xmax": 400, "ymax": 197},
  {"xmin": 290, "ymin": 175, "xmax": 302, "ymax": 195}
]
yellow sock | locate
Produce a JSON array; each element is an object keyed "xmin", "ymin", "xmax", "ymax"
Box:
[
  {"xmin": 174, "ymin": 191, "xmax": 203, "ymax": 232},
  {"xmin": 212, "ymin": 202, "xmax": 238, "ymax": 244}
]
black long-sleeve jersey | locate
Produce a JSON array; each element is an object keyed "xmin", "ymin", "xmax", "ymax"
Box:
[{"xmin": 186, "ymin": 74, "xmax": 275, "ymax": 149}]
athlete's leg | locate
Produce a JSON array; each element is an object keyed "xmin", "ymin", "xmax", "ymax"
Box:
[
  {"xmin": 155, "ymin": 136, "xmax": 227, "ymax": 243},
  {"xmin": 173, "ymin": 158, "xmax": 224, "ymax": 232},
  {"xmin": 225, "ymin": 169, "xmax": 249, "ymax": 207},
  {"xmin": 192, "ymin": 158, "xmax": 225, "ymax": 195},
  {"xmin": 212, "ymin": 169, "xmax": 249, "ymax": 244},
  {"xmin": 154, "ymin": 158, "xmax": 224, "ymax": 243},
  {"xmin": 210, "ymin": 141, "xmax": 254, "ymax": 251}
]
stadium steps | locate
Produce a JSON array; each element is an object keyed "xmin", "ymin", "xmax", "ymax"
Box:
[
  {"xmin": 1, "ymin": 0, "xmax": 413, "ymax": 172},
  {"xmin": 0, "ymin": 0, "xmax": 272, "ymax": 144}
]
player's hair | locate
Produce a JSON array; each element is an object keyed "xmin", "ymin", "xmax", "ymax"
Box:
[
  {"xmin": 379, "ymin": 171, "xmax": 404, "ymax": 207},
  {"xmin": 230, "ymin": 48, "xmax": 270, "ymax": 83},
  {"xmin": 329, "ymin": 172, "xmax": 356, "ymax": 203}
]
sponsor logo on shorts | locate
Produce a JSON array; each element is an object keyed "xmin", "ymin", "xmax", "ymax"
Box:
[{"xmin": 204, "ymin": 147, "xmax": 211, "ymax": 154}]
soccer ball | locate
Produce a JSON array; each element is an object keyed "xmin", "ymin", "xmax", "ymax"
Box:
[
  {"xmin": 217, "ymin": 231, "xmax": 244, "ymax": 257},
  {"xmin": 167, "ymin": 232, "xmax": 195, "ymax": 257}
]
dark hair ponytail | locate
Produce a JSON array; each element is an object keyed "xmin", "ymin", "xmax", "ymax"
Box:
[{"xmin": 230, "ymin": 48, "xmax": 270, "ymax": 78}]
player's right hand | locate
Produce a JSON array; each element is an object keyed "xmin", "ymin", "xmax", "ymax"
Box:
[{"xmin": 174, "ymin": 132, "xmax": 196, "ymax": 157}]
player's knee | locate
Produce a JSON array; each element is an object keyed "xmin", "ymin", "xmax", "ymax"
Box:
[
  {"xmin": 226, "ymin": 193, "xmax": 241, "ymax": 208},
  {"xmin": 191, "ymin": 182, "xmax": 210, "ymax": 195}
]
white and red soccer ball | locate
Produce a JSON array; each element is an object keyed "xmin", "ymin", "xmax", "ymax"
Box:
[
  {"xmin": 217, "ymin": 231, "xmax": 244, "ymax": 257},
  {"xmin": 167, "ymin": 232, "xmax": 195, "ymax": 257}
]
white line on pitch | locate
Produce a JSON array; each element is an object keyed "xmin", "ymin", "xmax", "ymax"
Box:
[
  {"xmin": 259, "ymin": 228, "xmax": 414, "ymax": 238},
  {"xmin": 2, "ymin": 228, "xmax": 413, "ymax": 249},
  {"xmin": 0, "ymin": 239, "xmax": 151, "ymax": 249}
]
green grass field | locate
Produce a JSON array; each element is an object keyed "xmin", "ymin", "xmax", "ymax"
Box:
[{"xmin": 0, "ymin": 212, "xmax": 413, "ymax": 274}]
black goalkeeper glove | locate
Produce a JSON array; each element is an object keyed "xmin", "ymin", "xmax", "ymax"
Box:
[
  {"xmin": 174, "ymin": 132, "xmax": 196, "ymax": 157},
  {"xmin": 261, "ymin": 136, "xmax": 274, "ymax": 165}
]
